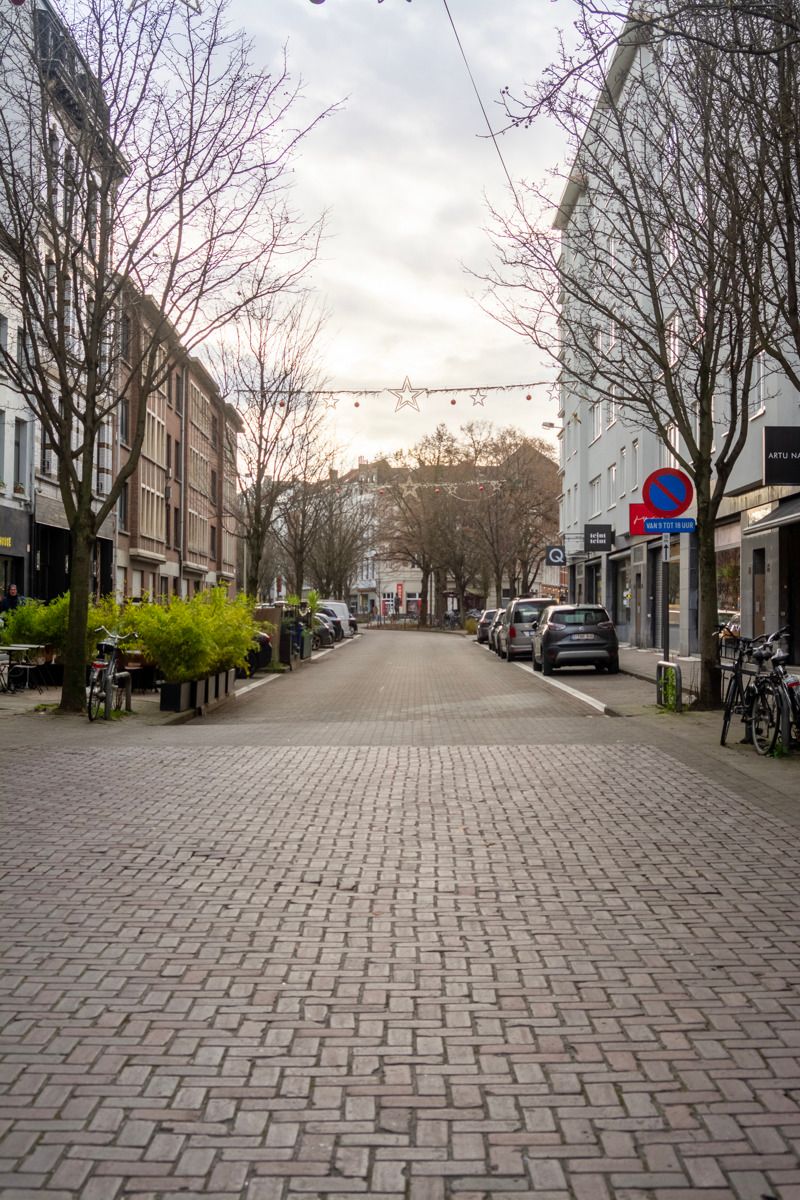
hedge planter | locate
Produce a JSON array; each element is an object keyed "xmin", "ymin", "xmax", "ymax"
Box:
[{"xmin": 158, "ymin": 680, "xmax": 194, "ymax": 712}]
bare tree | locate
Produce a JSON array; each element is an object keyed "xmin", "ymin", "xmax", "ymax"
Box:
[
  {"xmin": 306, "ymin": 476, "xmax": 372, "ymax": 600},
  {"xmin": 218, "ymin": 295, "xmax": 329, "ymax": 598},
  {"xmin": 487, "ymin": 18, "xmax": 770, "ymax": 704},
  {"xmin": 0, "ymin": 0, "xmax": 330, "ymax": 710},
  {"xmin": 459, "ymin": 423, "xmax": 560, "ymax": 603}
]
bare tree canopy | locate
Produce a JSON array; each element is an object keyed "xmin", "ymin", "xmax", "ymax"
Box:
[
  {"xmin": 217, "ymin": 295, "xmax": 330, "ymax": 599},
  {"xmin": 0, "ymin": 0, "xmax": 332, "ymax": 709}
]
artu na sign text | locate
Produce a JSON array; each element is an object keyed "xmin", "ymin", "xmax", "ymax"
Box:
[{"xmin": 763, "ymin": 426, "xmax": 800, "ymax": 486}]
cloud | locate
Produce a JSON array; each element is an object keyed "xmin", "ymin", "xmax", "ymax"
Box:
[{"xmin": 235, "ymin": 0, "xmax": 570, "ymax": 463}]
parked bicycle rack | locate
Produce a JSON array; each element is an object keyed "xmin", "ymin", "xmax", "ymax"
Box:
[{"xmin": 656, "ymin": 660, "xmax": 683, "ymax": 712}]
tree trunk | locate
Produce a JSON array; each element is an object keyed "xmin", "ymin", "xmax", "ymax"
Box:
[
  {"xmin": 246, "ymin": 532, "xmax": 262, "ymax": 597},
  {"xmin": 494, "ymin": 571, "xmax": 503, "ymax": 609},
  {"xmin": 60, "ymin": 524, "xmax": 94, "ymax": 713},
  {"xmin": 419, "ymin": 566, "xmax": 430, "ymax": 625},
  {"xmin": 696, "ymin": 498, "xmax": 722, "ymax": 707}
]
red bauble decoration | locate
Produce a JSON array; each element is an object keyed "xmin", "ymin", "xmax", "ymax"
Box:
[
  {"xmin": 10, "ymin": 1, "xmax": 26, "ymax": 6},
  {"xmin": 354, "ymin": 401, "xmax": 360, "ymax": 408},
  {"xmin": 278, "ymin": 399, "xmax": 285, "ymax": 408},
  {"xmin": 478, "ymin": 484, "xmax": 485, "ymax": 492},
  {"xmin": 526, "ymin": 393, "xmax": 532, "ymax": 401},
  {"xmin": 434, "ymin": 487, "xmax": 440, "ymax": 494},
  {"xmin": 450, "ymin": 398, "xmax": 456, "ymax": 406}
]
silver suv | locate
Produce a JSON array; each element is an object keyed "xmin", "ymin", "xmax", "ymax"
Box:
[{"xmin": 496, "ymin": 597, "xmax": 552, "ymax": 661}]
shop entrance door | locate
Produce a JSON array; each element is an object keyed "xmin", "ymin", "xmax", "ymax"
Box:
[{"xmin": 753, "ymin": 548, "xmax": 766, "ymax": 637}]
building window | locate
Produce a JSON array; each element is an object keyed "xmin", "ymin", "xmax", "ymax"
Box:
[
  {"xmin": 0, "ymin": 315, "xmax": 8, "ymax": 366},
  {"xmin": 589, "ymin": 475, "xmax": 601, "ymax": 516},
  {"xmin": 631, "ymin": 439, "xmax": 639, "ymax": 489},
  {"xmin": 211, "ymin": 414, "xmax": 219, "ymax": 448},
  {"xmin": 119, "ymin": 314, "xmax": 131, "ymax": 362},
  {"xmin": 210, "ymin": 524, "xmax": 217, "ymax": 558},
  {"xmin": 175, "ymin": 373, "xmax": 183, "ymax": 415},
  {"xmin": 13, "ymin": 419, "xmax": 27, "ymax": 490},
  {"xmin": 210, "ymin": 468, "xmax": 217, "ymax": 500},
  {"xmin": 118, "ymin": 482, "xmax": 129, "ymax": 531},
  {"xmin": 749, "ymin": 352, "xmax": 766, "ymax": 418},
  {"xmin": 619, "ymin": 446, "xmax": 626, "ymax": 496},
  {"xmin": 118, "ymin": 396, "xmax": 130, "ymax": 445},
  {"xmin": 607, "ymin": 463, "xmax": 617, "ymax": 509},
  {"xmin": 590, "ymin": 402, "xmax": 602, "ymax": 442},
  {"xmin": 173, "ymin": 506, "xmax": 181, "ymax": 549},
  {"xmin": 166, "ymin": 434, "xmax": 172, "ymax": 474},
  {"xmin": 605, "ymin": 386, "xmax": 618, "ymax": 428},
  {"xmin": 174, "ymin": 439, "xmax": 181, "ymax": 480}
]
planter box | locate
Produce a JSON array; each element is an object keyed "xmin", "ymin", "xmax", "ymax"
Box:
[{"xmin": 158, "ymin": 680, "xmax": 194, "ymax": 712}]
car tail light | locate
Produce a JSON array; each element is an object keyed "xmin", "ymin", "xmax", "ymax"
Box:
[
  {"xmin": 547, "ymin": 621, "xmax": 566, "ymax": 631},
  {"xmin": 598, "ymin": 621, "xmax": 615, "ymax": 631},
  {"xmin": 509, "ymin": 626, "xmax": 516, "ymax": 638}
]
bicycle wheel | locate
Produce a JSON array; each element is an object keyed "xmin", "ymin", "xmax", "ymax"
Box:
[
  {"xmin": 750, "ymin": 680, "xmax": 781, "ymax": 755},
  {"xmin": 87, "ymin": 670, "xmax": 104, "ymax": 722},
  {"xmin": 720, "ymin": 672, "xmax": 741, "ymax": 746}
]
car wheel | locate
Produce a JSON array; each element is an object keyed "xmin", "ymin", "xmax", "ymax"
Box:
[
  {"xmin": 504, "ymin": 644, "xmax": 513, "ymax": 661},
  {"xmin": 542, "ymin": 656, "xmax": 554, "ymax": 676},
  {"xmin": 607, "ymin": 658, "xmax": 620, "ymax": 674},
  {"xmin": 595, "ymin": 663, "xmax": 605, "ymax": 672}
]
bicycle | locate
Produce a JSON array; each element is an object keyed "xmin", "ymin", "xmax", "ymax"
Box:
[
  {"xmin": 717, "ymin": 628, "xmax": 765, "ymax": 747},
  {"xmin": 87, "ymin": 626, "xmax": 135, "ymax": 722},
  {"xmin": 749, "ymin": 630, "xmax": 799, "ymax": 755}
]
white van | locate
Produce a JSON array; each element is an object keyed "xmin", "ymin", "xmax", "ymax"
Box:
[{"xmin": 318, "ymin": 600, "xmax": 356, "ymax": 637}]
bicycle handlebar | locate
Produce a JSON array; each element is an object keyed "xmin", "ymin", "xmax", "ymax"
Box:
[{"xmin": 94, "ymin": 626, "xmax": 136, "ymax": 643}]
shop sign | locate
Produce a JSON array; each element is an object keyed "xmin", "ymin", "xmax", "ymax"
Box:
[
  {"xmin": 545, "ymin": 545, "xmax": 566, "ymax": 566},
  {"xmin": 584, "ymin": 524, "xmax": 614, "ymax": 553},
  {"xmin": 629, "ymin": 503, "xmax": 650, "ymax": 537},
  {"xmin": 763, "ymin": 426, "xmax": 800, "ymax": 485}
]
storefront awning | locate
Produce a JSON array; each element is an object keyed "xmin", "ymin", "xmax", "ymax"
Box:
[{"xmin": 743, "ymin": 494, "xmax": 800, "ymax": 536}]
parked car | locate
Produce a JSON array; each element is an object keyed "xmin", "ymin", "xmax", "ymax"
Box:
[
  {"xmin": 318, "ymin": 599, "xmax": 355, "ymax": 637},
  {"xmin": 496, "ymin": 597, "xmax": 552, "ymax": 661},
  {"xmin": 317, "ymin": 606, "xmax": 344, "ymax": 641},
  {"xmin": 531, "ymin": 603, "xmax": 619, "ymax": 675},
  {"xmin": 489, "ymin": 608, "xmax": 506, "ymax": 653},
  {"xmin": 312, "ymin": 613, "xmax": 336, "ymax": 649},
  {"xmin": 476, "ymin": 608, "xmax": 497, "ymax": 644}
]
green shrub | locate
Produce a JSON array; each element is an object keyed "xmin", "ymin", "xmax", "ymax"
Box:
[
  {"xmin": 133, "ymin": 589, "xmax": 258, "ymax": 682},
  {"xmin": 135, "ymin": 599, "xmax": 214, "ymax": 683},
  {"xmin": 0, "ymin": 593, "xmax": 71, "ymax": 653},
  {"xmin": 190, "ymin": 588, "xmax": 256, "ymax": 674}
]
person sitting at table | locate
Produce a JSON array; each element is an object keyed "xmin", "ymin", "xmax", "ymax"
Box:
[{"xmin": 0, "ymin": 583, "xmax": 20, "ymax": 613}]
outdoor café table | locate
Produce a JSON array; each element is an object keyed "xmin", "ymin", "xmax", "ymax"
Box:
[{"xmin": 1, "ymin": 644, "xmax": 44, "ymax": 691}]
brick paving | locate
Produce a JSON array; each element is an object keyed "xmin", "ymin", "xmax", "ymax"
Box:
[{"xmin": 1, "ymin": 632, "xmax": 800, "ymax": 1198}]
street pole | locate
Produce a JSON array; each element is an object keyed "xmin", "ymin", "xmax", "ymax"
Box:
[{"xmin": 662, "ymin": 532, "xmax": 670, "ymax": 661}]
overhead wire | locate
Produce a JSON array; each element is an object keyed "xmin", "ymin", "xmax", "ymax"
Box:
[{"xmin": 440, "ymin": 0, "xmax": 522, "ymax": 209}]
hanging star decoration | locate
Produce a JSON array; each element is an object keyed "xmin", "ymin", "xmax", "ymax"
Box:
[
  {"xmin": 389, "ymin": 376, "xmax": 424, "ymax": 413},
  {"xmin": 471, "ymin": 389, "xmax": 487, "ymax": 407}
]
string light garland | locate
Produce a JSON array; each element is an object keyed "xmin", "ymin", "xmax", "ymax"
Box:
[{"xmin": 284, "ymin": 378, "xmax": 550, "ymax": 414}]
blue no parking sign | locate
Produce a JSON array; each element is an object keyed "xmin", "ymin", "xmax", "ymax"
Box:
[{"xmin": 642, "ymin": 468, "xmax": 693, "ymax": 518}]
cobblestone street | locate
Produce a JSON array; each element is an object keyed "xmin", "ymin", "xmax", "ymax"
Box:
[{"xmin": 2, "ymin": 632, "xmax": 800, "ymax": 1199}]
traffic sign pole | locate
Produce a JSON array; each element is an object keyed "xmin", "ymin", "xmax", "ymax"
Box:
[{"xmin": 661, "ymin": 534, "xmax": 671, "ymax": 662}]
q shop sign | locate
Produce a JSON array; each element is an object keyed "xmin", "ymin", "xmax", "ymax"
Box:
[{"xmin": 764, "ymin": 426, "xmax": 800, "ymax": 485}]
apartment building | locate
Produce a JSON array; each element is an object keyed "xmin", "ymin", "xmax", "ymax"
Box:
[
  {"xmin": 116, "ymin": 293, "xmax": 241, "ymax": 600},
  {"xmin": 554, "ymin": 23, "xmax": 800, "ymax": 656}
]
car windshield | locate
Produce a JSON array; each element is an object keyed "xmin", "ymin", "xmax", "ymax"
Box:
[
  {"xmin": 555, "ymin": 608, "xmax": 611, "ymax": 626},
  {"xmin": 481, "ymin": 611, "xmax": 496, "ymax": 621}
]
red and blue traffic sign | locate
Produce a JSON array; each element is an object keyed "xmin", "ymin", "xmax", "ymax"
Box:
[{"xmin": 642, "ymin": 467, "xmax": 693, "ymax": 518}]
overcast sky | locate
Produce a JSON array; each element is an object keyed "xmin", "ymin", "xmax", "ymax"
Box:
[{"xmin": 232, "ymin": 0, "xmax": 574, "ymax": 465}]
